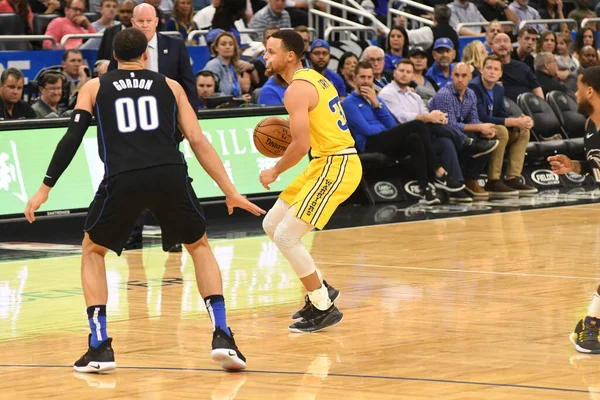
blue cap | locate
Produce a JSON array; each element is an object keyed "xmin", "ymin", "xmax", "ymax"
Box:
[
  {"xmin": 206, "ymin": 28, "xmax": 225, "ymax": 46},
  {"xmin": 433, "ymin": 37, "xmax": 454, "ymax": 50},
  {"xmin": 310, "ymin": 39, "xmax": 330, "ymax": 53}
]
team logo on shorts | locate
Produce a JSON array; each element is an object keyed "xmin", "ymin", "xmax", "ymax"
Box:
[{"xmin": 374, "ymin": 181, "xmax": 399, "ymax": 199}]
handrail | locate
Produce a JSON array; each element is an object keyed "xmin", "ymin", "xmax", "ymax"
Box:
[
  {"xmin": 308, "ymin": 0, "xmax": 387, "ymax": 37},
  {"xmin": 581, "ymin": 17, "xmax": 600, "ymax": 28},
  {"xmin": 60, "ymin": 33, "xmax": 103, "ymax": 47},
  {"xmin": 237, "ymin": 28, "xmax": 260, "ymax": 41},
  {"xmin": 389, "ymin": 9, "xmax": 434, "ymax": 28},
  {"xmin": 343, "ymin": 0, "xmax": 389, "ymax": 34},
  {"xmin": 387, "ymin": 0, "xmax": 433, "ymax": 28},
  {"xmin": 187, "ymin": 29, "xmax": 209, "ymax": 45},
  {"xmin": 309, "ymin": 9, "xmax": 371, "ymax": 33},
  {"xmin": 456, "ymin": 20, "xmax": 514, "ymax": 34},
  {"xmin": 0, "ymin": 35, "xmax": 56, "ymax": 49},
  {"xmin": 161, "ymin": 31, "xmax": 184, "ymax": 38},
  {"xmin": 518, "ymin": 18, "xmax": 578, "ymax": 31},
  {"xmin": 324, "ymin": 26, "xmax": 377, "ymax": 42}
]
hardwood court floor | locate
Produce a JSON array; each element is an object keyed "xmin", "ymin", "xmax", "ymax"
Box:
[{"xmin": 3, "ymin": 204, "xmax": 600, "ymax": 399}]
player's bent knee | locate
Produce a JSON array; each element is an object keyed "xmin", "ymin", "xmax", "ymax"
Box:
[
  {"xmin": 263, "ymin": 198, "xmax": 289, "ymax": 239},
  {"xmin": 82, "ymin": 233, "xmax": 108, "ymax": 256},
  {"xmin": 184, "ymin": 233, "xmax": 209, "ymax": 251}
]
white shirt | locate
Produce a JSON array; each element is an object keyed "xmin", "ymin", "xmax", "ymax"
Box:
[
  {"xmin": 192, "ymin": 5, "xmax": 252, "ymax": 45},
  {"xmin": 147, "ymin": 33, "xmax": 159, "ymax": 73}
]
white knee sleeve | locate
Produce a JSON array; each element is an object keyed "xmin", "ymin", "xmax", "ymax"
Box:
[
  {"xmin": 273, "ymin": 206, "xmax": 316, "ymax": 278},
  {"xmin": 262, "ymin": 198, "xmax": 289, "ymax": 240}
]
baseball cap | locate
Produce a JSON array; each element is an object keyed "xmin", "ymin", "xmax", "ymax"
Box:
[
  {"xmin": 408, "ymin": 46, "xmax": 427, "ymax": 57},
  {"xmin": 310, "ymin": 39, "xmax": 330, "ymax": 53},
  {"xmin": 206, "ymin": 28, "xmax": 225, "ymax": 46},
  {"xmin": 433, "ymin": 37, "xmax": 454, "ymax": 50}
]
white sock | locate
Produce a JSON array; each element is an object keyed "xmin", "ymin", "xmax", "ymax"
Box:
[
  {"xmin": 308, "ymin": 284, "xmax": 331, "ymax": 311},
  {"xmin": 588, "ymin": 293, "xmax": 600, "ymax": 318}
]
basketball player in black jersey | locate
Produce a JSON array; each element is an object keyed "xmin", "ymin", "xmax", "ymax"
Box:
[
  {"xmin": 548, "ymin": 65, "xmax": 600, "ymax": 354},
  {"xmin": 24, "ymin": 28, "xmax": 265, "ymax": 372}
]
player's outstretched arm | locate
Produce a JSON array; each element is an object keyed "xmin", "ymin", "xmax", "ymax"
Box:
[
  {"xmin": 24, "ymin": 79, "xmax": 98, "ymax": 223},
  {"xmin": 259, "ymin": 81, "xmax": 313, "ymax": 190},
  {"xmin": 548, "ymin": 154, "xmax": 581, "ymax": 175},
  {"xmin": 167, "ymin": 78, "xmax": 265, "ymax": 216}
]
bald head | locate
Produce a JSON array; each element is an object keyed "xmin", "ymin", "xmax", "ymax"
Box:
[
  {"xmin": 492, "ymin": 33, "xmax": 512, "ymax": 59},
  {"xmin": 132, "ymin": 3, "xmax": 158, "ymax": 41},
  {"xmin": 451, "ymin": 62, "xmax": 472, "ymax": 93}
]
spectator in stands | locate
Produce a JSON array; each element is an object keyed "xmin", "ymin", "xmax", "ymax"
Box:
[
  {"xmin": 0, "ymin": 68, "xmax": 36, "ymax": 120},
  {"xmin": 484, "ymin": 20, "xmax": 503, "ymax": 53},
  {"xmin": 80, "ymin": 0, "xmax": 119, "ymax": 50},
  {"xmin": 477, "ymin": 0, "xmax": 519, "ymax": 32},
  {"xmin": 535, "ymin": 52, "xmax": 569, "ymax": 96},
  {"xmin": 462, "ymin": 40, "xmax": 488, "ymax": 79},
  {"xmin": 579, "ymin": 45, "xmax": 600, "ymax": 69},
  {"xmin": 508, "ymin": 0, "xmax": 546, "ymax": 34},
  {"xmin": 337, "ymin": 52, "xmax": 358, "ymax": 96},
  {"xmin": 307, "ymin": 39, "xmax": 346, "ymax": 99},
  {"xmin": 448, "ymin": 0, "xmax": 487, "ymax": 37},
  {"xmin": 62, "ymin": 49, "xmax": 89, "ymax": 103},
  {"xmin": 362, "ymin": 46, "xmax": 391, "ymax": 92},
  {"xmin": 293, "ymin": 26, "xmax": 311, "ymax": 68},
  {"xmin": 248, "ymin": 0, "xmax": 291, "ymax": 41},
  {"xmin": 194, "ymin": 0, "xmax": 217, "ymax": 28},
  {"xmin": 493, "ymin": 33, "xmax": 543, "ymax": 101},
  {"xmin": 410, "ymin": 47, "xmax": 438, "ymax": 104},
  {"xmin": 0, "ymin": 0, "xmax": 34, "ymax": 33},
  {"xmin": 204, "ymin": 31, "xmax": 256, "ymax": 101},
  {"xmin": 568, "ymin": 0, "xmax": 598, "ymax": 27},
  {"xmin": 43, "ymin": 0, "xmax": 97, "ymax": 50},
  {"xmin": 469, "ymin": 55, "xmax": 537, "ymax": 197},
  {"xmin": 406, "ymin": 5, "xmax": 460, "ymax": 63},
  {"xmin": 253, "ymin": 26, "xmax": 280, "ymax": 88},
  {"xmin": 166, "ymin": 0, "xmax": 199, "ymax": 43},
  {"xmin": 538, "ymin": 0, "xmax": 568, "ymax": 32},
  {"xmin": 196, "ymin": 70, "xmax": 217, "ymax": 109},
  {"xmin": 426, "ymin": 38, "xmax": 455, "ymax": 89},
  {"xmin": 210, "ymin": 0, "xmax": 247, "ymax": 45},
  {"xmin": 536, "ymin": 30, "xmax": 557, "ymax": 54},
  {"xmin": 384, "ymin": 26, "xmax": 409, "ymax": 74},
  {"xmin": 32, "ymin": 72, "xmax": 64, "ymax": 118},
  {"xmin": 93, "ymin": 59, "xmax": 109, "ymax": 77},
  {"xmin": 29, "ymin": 0, "xmax": 60, "ymax": 15},
  {"xmin": 257, "ymin": 74, "xmax": 287, "ymax": 105},
  {"xmin": 97, "ymin": 0, "xmax": 134, "ymax": 60},
  {"xmin": 512, "ymin": 27, "xmax": 537, "ymax": 72},
  {"xmin": 429, "ymin": 63, "xmax": 498, "ymax": 198},
  {"xmin": 574, "ymin": 28, "xmax": 596, "ymax": 64},
  {"xmin": 556, "ymin": 32, "xmax": 579, "ymax": 93},
  {"xmin": 342, "ymin": 61, "xmax": 464, "ymax": 204}
]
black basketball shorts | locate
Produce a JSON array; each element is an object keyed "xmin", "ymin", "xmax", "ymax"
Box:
[{"xmin": 84, "ymin": 164, "xmax": 206, "ymax": 255}]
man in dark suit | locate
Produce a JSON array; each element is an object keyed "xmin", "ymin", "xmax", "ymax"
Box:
[
  {"xmin": 97, "ymin": 0, "xmax": 135, "ymax": 61},
  {"xmin": 110, "ymin": 4, "xmax": 199, "ymax": 251},
  {"xmin": 469, "ymin": 54, "xmax": 537, "ymax": 197}
]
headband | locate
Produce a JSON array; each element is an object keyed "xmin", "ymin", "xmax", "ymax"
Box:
[{"xmin": 115, "ymin": 42, "xmax": 147, "ymax": 62}]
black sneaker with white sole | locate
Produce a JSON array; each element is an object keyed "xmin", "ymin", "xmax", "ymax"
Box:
[
  {"xmin": 73, "ymin": 335, "xmax": 116, "ymax": 373},
  {"xmin": 211, "ymin": 327, "xmax": 247, "ymax": 371},
  {"xmin": 292, "ymin": 280, "xmax": 340, "ymax": 321},
  {"xmin": 434, "ymin": 172, "xmax": 465, "ymax": 192},
  {"xmin": 448, "ymin": 189, "xmax": 473, "ymax": 203},
  {"xmin": 464, "ymin": 137, "xmax": 499, "ymax": 158},
  {"xmin": 288, "ymin": 304, "xmax": 344, "ymax": 333},
  {"xmin": 418, "ymin": 186, "xmax": 441, "ymax": 205}
]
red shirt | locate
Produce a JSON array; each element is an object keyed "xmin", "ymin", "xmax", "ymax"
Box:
[{"xmin": 43, "ymin": 17, "xmax": 96, "ymax": 49}]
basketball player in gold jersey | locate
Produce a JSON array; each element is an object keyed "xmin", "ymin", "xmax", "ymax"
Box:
[{"xmin": 260, "ymin": 30, "xmax": 362, "ymax": 333}]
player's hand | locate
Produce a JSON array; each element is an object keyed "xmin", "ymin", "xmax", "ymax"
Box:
[
  {"xmin": 226, "ymin": 192, "xmax": 266, "ymax": 216},
  {"xmin": 259, "ymin": 168, "xmax": 279, "ymax": 190},
  {"xmin": 24, "ymin": 186, "xmax": 50, "ymax": 223},
  {"xmin": 548, "ymin": 154, "xmax": 575, "ymax": 174}
]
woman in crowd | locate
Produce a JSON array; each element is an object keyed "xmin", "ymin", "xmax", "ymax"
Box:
[
  {"xmin": 166, "ymin": 0, "xmax": 199, "ymax": 45},
  {"xmin": 337, "ymin": 52, "xmax": 358, "ymax": 96},
  {"xmin": 384, "ymin": 26, "xmax": 409, "ymax": 73},
  {"xmin": 409, "ymin": 47, "xmax": 437, "ymax": 104},
  {"xmin": 573, "ymin": 27, "xmax": 596, "ymax": 63},
  {"xmin": 536, "ymin": 31, "xmax": 557, "ymax": 54},
  {"xmin": 203, "ymin": 31, "xmax": 257, "ymax": 102},
  {"xmin": 462, "ymin": 40, "xmax": 487, "ymax": 80},
  {"xmin": 538, "ymin": 0, "xmax": 568, "ymax": 33}
]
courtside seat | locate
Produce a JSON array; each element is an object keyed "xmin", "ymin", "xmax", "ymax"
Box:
[
  {"xmin": 547, "ymin": 91, "xmax": 586, "ymax": 138},
  {"xmin": 0, "ymin": 14, "xmax": 32, "ymax": 50},
  {"xmin": 358, "ymin": 152, "xmax": 399, "ymax": 168},
  {"xmin": 33, "ymin": 13, "xmax": 59, "ymax": 35},
  {"xmin": 503, "ymin": 96, "xmax": 524, "ymax": 118}
]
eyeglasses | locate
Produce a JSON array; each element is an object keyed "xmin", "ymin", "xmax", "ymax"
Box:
[
  {"xmin": 367, "ymin": 57, "xmax": 384, "ymax": 64},
  {"xmin": 69, "ymin": 6, "xmax": 84, "ymax": 12},
  {"xmin": 43, "ymin": 86, "xmax": 62, "ymax": 92}
]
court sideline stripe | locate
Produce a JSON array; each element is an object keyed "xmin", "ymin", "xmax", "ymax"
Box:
[{"xmin": 0, "ymin": 364, "xmax": 595, "ymax": 394}]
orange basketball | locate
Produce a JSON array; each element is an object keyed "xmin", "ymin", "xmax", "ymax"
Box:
[{"xmin": 253, "ymin": 117, "xmax": 291, "ymax": 158}]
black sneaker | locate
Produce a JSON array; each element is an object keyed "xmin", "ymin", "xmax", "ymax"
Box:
[
  {"xmin": 463, "ymin": 137, "xmax": 499, "ymax": 158},
  {"xmin": 448, "ymin": 189, "xmax": 473, "ymax": 203},
  {"xmin": 123, "ymin": 236, "xmax": 142, "ymax": 251},
  {"xmin": 211, "ymin": 327, "xmax": 247, "ymax": 370},
  {"xmin": 73, "ymin": 335, "xmax": 116, "ymax": 373},
  {"xmin": 434, "ymin": 172, "xmax": 466, "ymax": 193},
  {"xmin": 292, "ymin": 280, "xmax": 340, "ymax": 321},
  {"xmin": 288, "ymin": 304, "xmax": 344, "ymax": 333},
  {"xmin": 570, "ymin": 317, "xmax": 600, "ymax": 354},
  {"xmin": 418, "ymin": 186, "xmax": 441, "ymax": 205}
]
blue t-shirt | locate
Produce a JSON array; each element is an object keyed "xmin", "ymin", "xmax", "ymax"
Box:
[
  {"xmin": 425, "ymin": 63, "xmax": 454, "ymax": 89},
  {"xmin": 324, "ymin": 69, "xmax": 347, "ymax": 99},
  {"xmin": 486, "ymin": 89, "xmax": 494, "ymax": 115},
  {"xmin": 384, "ymin": 53, "xmax": 403, "ymax": 73},
  {"xmin": 257, "ymin": 77, "xmax": 287, "ymax": 106}
]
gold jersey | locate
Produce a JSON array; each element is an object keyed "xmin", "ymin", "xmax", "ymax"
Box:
[{"xmin": 291, "ymin": 68, "xmax": 355, "ymax": 158}]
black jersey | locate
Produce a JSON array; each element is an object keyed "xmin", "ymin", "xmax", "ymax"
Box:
[{"xmin": 95, "ymin": 69, "xmax": 184, "ymax": 178}]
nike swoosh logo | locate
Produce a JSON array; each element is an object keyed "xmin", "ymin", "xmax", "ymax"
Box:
[
  {"xmin": 587, "ymin": 133, "xmax": 595, "ymax": 139},
  {"xmin": 228, "ymin": 351, "xmax": 236, "ymax": 356},
  {"xmin": 90, "ymin": 364, "xmax": 100, "ymax": 369}
]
